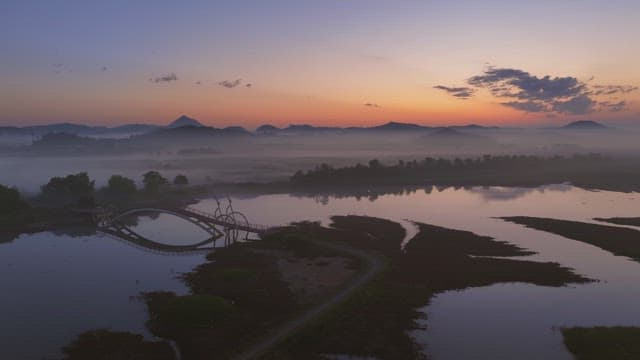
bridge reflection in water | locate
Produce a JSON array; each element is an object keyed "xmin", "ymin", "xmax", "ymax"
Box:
[{"xmin": 93, "ymin": 204, "xmax": 270, "ymax": 255}]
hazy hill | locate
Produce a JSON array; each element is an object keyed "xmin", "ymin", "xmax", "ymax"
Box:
[
  {"xmin": 256, "ymin": 124, "xmax": 280, "ymax": 134},
  {"xmin": 0, "ymin": 122, "xmax": 160, "ymax": 137},
  {"xmin": 367, "ymin": 121, "xmax": 431, "ymax": 131},
  {"xmin": 561, "ymin": 120, "xmax": 608, "ymax": 130}
]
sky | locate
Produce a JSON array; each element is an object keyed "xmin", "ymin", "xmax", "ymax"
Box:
[{"xmin": 1, "ymin": 0, "xmax": 639, "ymax": 128}]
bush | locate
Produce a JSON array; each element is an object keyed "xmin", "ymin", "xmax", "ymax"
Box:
[
  {"xmin": 173, "ymin": 174, "xmax": 189, "ymax": 186},
  {"xmin": 104, "ymin": 175, "xmax": 137, "ymax": 199},
  {"xmin": 144, "ymin": 292, "xmax": 235, "ymax": 338},
  {"xmin": 142, "ymin": 171, "xmax": 168, "ymax": 193}
]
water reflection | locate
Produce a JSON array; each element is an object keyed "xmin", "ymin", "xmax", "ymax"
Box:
[{"xmin": 468, "ymin": 183, "xmax": 572, "ymax": 201}]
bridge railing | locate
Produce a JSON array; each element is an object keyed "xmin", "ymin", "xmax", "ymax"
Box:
[{"xmin": 183, "ymin": 206, "xmax": 276, "ymax": 232}]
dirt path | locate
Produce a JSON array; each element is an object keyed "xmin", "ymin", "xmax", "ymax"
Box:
[{"xmin": 234, "ymin": 239, "xmax": 383, "ymax": 360}]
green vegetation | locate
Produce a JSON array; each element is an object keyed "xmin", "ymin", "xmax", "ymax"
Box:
[
  {"xmin": 62, "ymin": 329, "xmax": 175, "ymax": 360},
  {"xmin": 562, "ymin": 327, "xmax": 640, "ymax": 360},
  {"xmin": 40, "ymin": 172, "xmax": 95, "ymax": 207},
  {"xmin": 103, "ymin": 174, "xmax": 137, "ymax": 201},
  {"xmin": 290, "ymin": 154, "xmax": 640, "ymax": 192},
  {"xmin": 502, "ymin": 216, "xmax": 640, "ymax": 263}
]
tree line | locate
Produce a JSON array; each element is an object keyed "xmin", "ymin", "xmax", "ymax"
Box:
[
  {"xmin": 0, "ymin": 171, "xmax": 190, "ymax": 218},
  {"xmin": 290, "ymin": 154, "xmax": 612, "ymax": 186}
]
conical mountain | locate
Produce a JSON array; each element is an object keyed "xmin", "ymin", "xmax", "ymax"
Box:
[{"xmin": 167, "ymin": 115, "xmax": 204, "ymax": 128}]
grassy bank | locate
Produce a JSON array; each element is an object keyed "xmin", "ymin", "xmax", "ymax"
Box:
[
  {"xmin": 501, "ymin": 216, "xmax": 640, "ymax": 263},
  {"xmin": 595, "ymin": 217, "xmax": 640, "ymax": 227},
  {"xmin": 562, "ymin": 326, "xmax": 640, "ymax": 360}
]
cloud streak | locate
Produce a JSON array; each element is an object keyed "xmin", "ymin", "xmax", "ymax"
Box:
[
  {"xmin": 150, "ymin": 73, "xmax": 178, "ymax": 83},
  {"xmin": 591, "ymin": 85, "xmax": 638, "ymax": 96},
  {"xmin": 218, "ymin": 79, "xmax": 242, "ymax": 88},
  {"xmin": 435, "ymin": 66, "xmax": 637, "ymax": 116},
  {"xmin": 433, "ymin": 85, "xmax": 474, "ymax": 99},
  {"xmin": 364, "ymin": 102, "xmax": 381, "ymax": 108},
  {"xmin": 599, "ymin": 100, "xmax": 627, "ymax": 112}
]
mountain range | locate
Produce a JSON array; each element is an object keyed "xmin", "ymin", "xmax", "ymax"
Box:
[{"xmin": 0, "ymin": 116, "xmax": 612, "ymax": 138}]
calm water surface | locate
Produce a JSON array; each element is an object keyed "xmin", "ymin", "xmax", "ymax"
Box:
[
  {"xmin": 2, "ymin": 185, "xmax": 640, "ymax": 359},
  {"xmin": 0, "ymin": 214, "xmax": 209, "ymax": 360}
]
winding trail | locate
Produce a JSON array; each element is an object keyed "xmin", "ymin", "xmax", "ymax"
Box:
[{"xmin": 234, "ymin": 238, "xmax": 384, "ymax": 360}]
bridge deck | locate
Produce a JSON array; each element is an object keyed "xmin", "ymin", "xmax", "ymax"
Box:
[{"xmin": 180, "ymin": 206, "xmax": 270, "ymax": 234}]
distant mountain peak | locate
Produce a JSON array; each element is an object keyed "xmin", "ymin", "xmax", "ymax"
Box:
[
  {"xmin": 562, "ymin": 120, "xmax": 607, "ymax": 130},
  {"xmin": 167, "ymin": 115, "xmax": 204, "ymax": 128},
  {"xmin": 370, "ymin": 121, "xmax": 429, "ymax": 131}
]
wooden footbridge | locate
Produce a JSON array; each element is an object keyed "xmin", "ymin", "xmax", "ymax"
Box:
[{"xmin": 90, "ymin": 201, "xmax": 273, "ymax": 254}]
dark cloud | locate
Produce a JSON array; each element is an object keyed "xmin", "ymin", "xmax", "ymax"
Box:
[
  {"xmin": 364, "ymin": 102, "xmax": 381, "ymax": 108},
  {"xmin": 502, "ymin": 101, "xmax": 547, "ymax": 113},
  {"xmin": 551, "ymin": 94, "xmax": 596, "ymax": 115},
  {"xmin": 433, "ymin": 85, "xmax": 475, "ymax": 99},
  {"xmin": 100, "ymin": 66, "xmax": 108, "ymax": 72},
  {"xmin": 436, "ymin": 66, "xmax": 637, "ymax": 116},
  {"xmin": 195, "ymin": 81, "xmax": 202, "ymax": 85},
  {"xmin": 468, "ymin": 67, "xmax": 585, "ymax": 101},
  {"xmin": 218, "ymin": 79, "xmax": 242, "ymax": 88},
  {"xmin": 150, "ymin": 73, "xmax": 178, "ymax": 83},
  {"xmin": 246, "ymin": 83, "xmax": 252, "ymax": 88}
]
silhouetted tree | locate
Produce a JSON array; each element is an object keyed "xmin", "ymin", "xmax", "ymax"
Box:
[
  {"xmin": 173, "ymin": 174, "xmax": 189, "ymax": 186},
  {"xmin": 0, "ymin": 184, "xmax": 29, "ymax": 214},
  {"xmin": 105, "ymin": 175, "xmax": 137, "ymax": 199},
  {"xmin": 142, "ymin": 171, "xmax": 168, "ymax": 193},
  {"xmin": 40, "ymin": 172, "xmax": 95, "ymax": 207}
]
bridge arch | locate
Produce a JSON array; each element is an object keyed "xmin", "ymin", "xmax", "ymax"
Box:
[{"xmin": 111, "ymin": 208, "xmax": 223, "ymax": 237}]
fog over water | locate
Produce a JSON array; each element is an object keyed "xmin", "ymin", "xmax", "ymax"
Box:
[{"xmin": 3, "ymin": 124, "xmax": 640, "ymax": 192}]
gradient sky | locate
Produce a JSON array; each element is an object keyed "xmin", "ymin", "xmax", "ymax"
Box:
[{"xmin": 1, "ymin": 0, "xmax": 639, "ymax": 128}]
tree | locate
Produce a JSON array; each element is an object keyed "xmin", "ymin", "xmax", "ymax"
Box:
[
  {"xmin": 40, "ymin": 172, "xmax": 95, "ymax": 207},
  {"xmin": 105, "ymin": 175, "xmax": 137, "ymax": 199},
  {"xmin": 173, "ymin": 174, "xmax": 189, "ymax": 186},
  {"xmin": 0, "ymin": 184, "xmax": 29, "ymax": 214},
  {"xmin": 142, "ymin": 171, "xmax": 168, "ymax": 193},
  {"xmin": 368, "ymin": 159, "xmax": 382, "ymax": 169}
]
